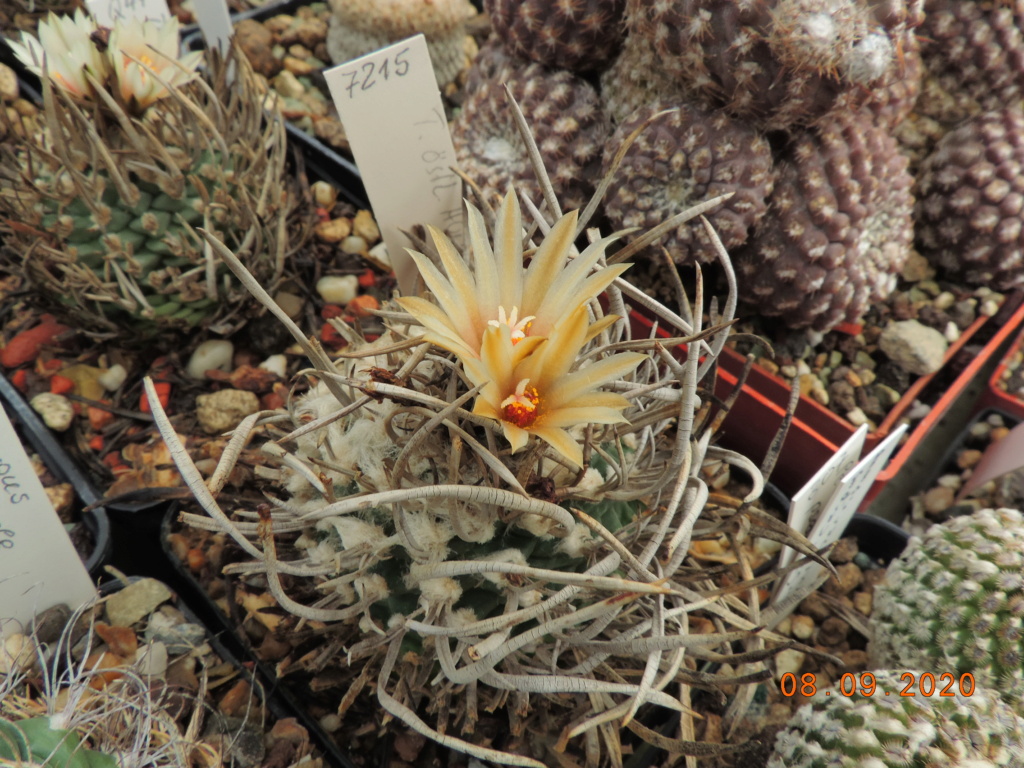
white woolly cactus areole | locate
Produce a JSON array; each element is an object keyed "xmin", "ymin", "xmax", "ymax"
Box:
[
  {"xmin": 768, "ymin": 669, "xmax": 1024, "ymax": 767},
  {"xmin": 869, "ymin": 508, "xmax": 1024, "ymax": 708}
]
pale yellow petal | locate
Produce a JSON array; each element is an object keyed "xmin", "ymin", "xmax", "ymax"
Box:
[
  {"xmin": 518, "ymin": 306, "xmax": 590, "ymax": 385},
  {"xmin": 429, "ymin": 224, "xmax": 482, "ymax": 332},
  {"xmin": 530, "ymin": 426, "xmax": 584, "ymax": 468},
  {"xmin": 546, "ymin": 352, "xmax": 646, "ymax": 405},
  {"xmin": 522, "ymin": 209, "xmax": 577, "ymax": 315},
  {"xmin": 539, "ymin": 407, "xmax": 629, "ymax": 429},
  {"xmin": 493, "ymin": 190, "xmax": 524, "ymax": 311},
  {"xmin": 502, "ymin": 422, "xmax": 530, "ymax": 453},
  {"xmin": 478, "ymin": 324, "xmax": 517, "ymax": 392},
  {"xmin": 395, "ymin": 296, "xmax": 477, "ymax": 359},
  {"xmin": 530, "ymin": 233, "xmax": 625, "ymax": 334},
  {"xmin": 404, "ymin": 250, "xmax": 478, "ymax": 349},
  {"xmin": 465, "ymin": 201, "xmax": 499, "ymax": 313},
  {"xmin": 584, "ymin": 314, "xmax": 622, "ymax": 344},
  {"xmin": 560, "ymin": 391, "xmax": 633, "ymax": 410}
]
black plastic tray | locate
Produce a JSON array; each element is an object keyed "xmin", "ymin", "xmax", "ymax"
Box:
[
  {"xmin": 0, "ymin": 373, "xmax": 112, "ymax": 578},
  {"xmin": 159, "ymin": 506, "xmax": 365, "ymax": 768}
]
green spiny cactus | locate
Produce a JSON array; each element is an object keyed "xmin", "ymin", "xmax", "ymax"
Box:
[
  {"xmin": 768, "ymin": 669, "xmax": 1024, "ymax": 767},
  {"xmin": 869, "ymin": 507, "xmax": 1024, "ymax": 710},
  {"xmin": 0, "ymin": 16, "xmax": 291, "ymax": 341},
  {"xmin": 0, "ymin": 717, "xmax": 118, "ymax": 768}
]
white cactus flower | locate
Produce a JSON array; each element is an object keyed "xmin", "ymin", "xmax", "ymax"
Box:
[
  {"xmin": 107, "ymin": 16, "xmax": 203, "ymax": 108},
  {"xmin": 8, "ymin": 10, "xmax": 108, "ymax": 98}
]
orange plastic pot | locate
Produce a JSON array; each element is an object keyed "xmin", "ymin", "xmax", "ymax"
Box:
[
  {"xmin": 976, "ymin": 323, "xmax": 1024, "ymax": 421},
  {"xmin": 630, "ymin": 290, "xmax": 1024, "ymax": 502}
]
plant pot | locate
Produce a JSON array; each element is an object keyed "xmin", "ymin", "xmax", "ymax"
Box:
[
  {"xmin": 629, "ymin": 290, "xmax": 1024, "ymax": 503},
  {"xmin": 908, "ymin": 408, "xmax": 1024, "ymax": 535},
  {"xmin": 976, "ymin": 325, "xmax": 1024, "ymax": 421},
  {"xmin": 158, "ymin": 506, "xmax": 373, "ymax": 768},
  {"xmin": 0, "ymin": 372, "xmax": 111, "ymax": 578}
]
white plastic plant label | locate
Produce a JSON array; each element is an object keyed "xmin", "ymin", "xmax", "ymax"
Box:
[
  {"xmin": 323, "ymin": 34, "xmax": 464, "ymax": 296},
  {"xmin": 0, "ymin": 405, "xmax": 97, "ymax": 631},
  {"xmin": 193, "ymin": 0, "xmax": 233, "ymax": 56},
  {"xmin": 772, "ymin": 424, "xmax": 907, "ymax": 613},
  {"xmin": 85, "ymin": 0, "xmax": 170, "ymax": 25},
  {"xmin": 778, "ymin": 424, "xmax": 867, "ymax": 572}
]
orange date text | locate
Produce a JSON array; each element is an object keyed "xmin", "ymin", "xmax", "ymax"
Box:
[{"xmin": 779, "ymin": 672, "xmax": 975, "ymax": 698}]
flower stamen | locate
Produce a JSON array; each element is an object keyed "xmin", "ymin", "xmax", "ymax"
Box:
[
  {"xmin": 500, "ymin": 378, "xmax": 540, "ymax": 428},
  {"xmin": 488, "ymin": 305, "xmax": 535, "ymax": 345}
]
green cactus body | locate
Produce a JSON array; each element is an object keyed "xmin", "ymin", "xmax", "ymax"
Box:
[
  {"xmin": 0, "ymin": 50, "xmax": 290, "ymax": 341},
  {"xmin": 0, "ymin": 716, "xmax": 118, "ymax": 768},
  {"xmin": 869, "ymin": 507, "xmax": 1024, "ymax": 709},
  {"xmin": 768, "ymin": 669, "xmax": 1024, "ymax": 767}
]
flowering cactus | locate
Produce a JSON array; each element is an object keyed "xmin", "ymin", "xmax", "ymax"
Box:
[{"xmin": 150, "ymin": 113, "xmax": 811, "ymax": 766}]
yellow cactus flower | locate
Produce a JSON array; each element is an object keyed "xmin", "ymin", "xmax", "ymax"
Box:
[
  {"xmin": 463, "ymin": 305, "xmax": 645, "ymax": 468},
  {"xmin": 108, "ymin": 16, "xmax": 203, "ymax": 109},
  {"xmin": 397, "ymin": 190, "xmax": 631, "ymax": 361},
  {"xmin": 9, "ymin": 10, "xmax": 108, "ymax": 99}
]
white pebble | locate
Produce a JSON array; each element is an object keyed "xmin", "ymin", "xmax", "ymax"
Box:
[
  {"xmin": 980, "ymin": 299, "xmax": 1000, "ymax": 316},
  {"xmin": 273, "ymin": 290, "xmax": 303, "ymax": 320},
  {"xmin": 943, "ymin": 321, "xmax": 960, "ymax": 342},
  {"xmin": 367, "ymin": 241, "xmax": 391, "ymax": 270},
  {"xmin": 340, "ymin": 235, "xmax": 368, "ymax": 255},
  {"xmin": 30, "ymin": 392, "xmax": 74, "ymax": 431},
  {"xmin": 845, "ymin": 407, "xmax": 868, "ymax": 426},
  {"xmin": 186, "ymin": 339, "xmax": 234, "ymax": 380},
  {"xmin": 259, "ymin": 354, "xmax": 288, "ymax": 378},
  {"xmin": 773, "ymin": 649, "xmax": 806, "ymax": 680},
  {"xmin": 316, "ymin": 274, "xmax": 358, "ymax": 305},
  {"xmin": 97, "ymin": 363, "xmax": 127, "ymax": 391}
]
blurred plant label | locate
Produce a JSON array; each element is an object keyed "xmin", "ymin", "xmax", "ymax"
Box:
[
  {"xmin": 778, "ymin": 425, "xmax": 867, "ymax": 572},
  {"xmin": 193, "ymin": 0, "xmax": 233, "ymax": 55},
  {"xmin": 772, "ymin": 425, "xmax": 906, "ymax": 613},
  {"xmin": 85, "ymin": 0, "xmax": 170, "ymax": 25},
  {"xmin": 0, "ymin": 405, "xmax": 96, "ymax": 630},
  {"xmin": 957, "ymin": 418, "xmax": 1024, "ymax": 499},
  {"xmin": 324, "ymin": 34, "xmax": 463, "ymax": 296}
]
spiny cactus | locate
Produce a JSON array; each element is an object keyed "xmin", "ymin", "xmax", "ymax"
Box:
[
  {"xmin": 485, "ymin": 0, "xmax": 627, "ymax": 72},
  {"xmin": 325, "ymin": 0, "xmax": 476, "ymax": 86},
  {"xmin": 768, "ymin": 668, "xmax": 1024, "ymax": 767},
  {"xmin": 916, "ymin": 107, "xmax": 1024, "ymax": 290},
  {"xmin": 733, "ymin": 112, "xmax": 914, "ymax": 331},
  {"xmin": 153, "ymin": 155, "xmax": 813, "ymax": 764},
  {"xmin": 622, "ymin": 0, "xmax": 923, "ymax": 131},
  {"xmin": 869, "ymin": 507, "xmax": 1024, "ymax": 709},
  {"xmin": 0, "ymin": 12, "xmax": 291, "ymax": 341}
]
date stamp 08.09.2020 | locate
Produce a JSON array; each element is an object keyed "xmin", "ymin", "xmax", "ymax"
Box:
[{"xmin": 780, "ymin": 672, "xmax": 977, "ymax": 698}]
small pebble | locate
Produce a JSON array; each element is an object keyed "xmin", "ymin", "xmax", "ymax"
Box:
[
  {"xmin": 259, "ymin": 354, "xmax": 288, "ymax": 378},
  {"xmin": 273, "ymin": 290, "xmax": 304, "ymax": 319},
  {"xmin": 774, "ymin": 649, "xmax": 806, "ymax": 680},
  {"xmin": 957, "ymin": 449, "xmax": 983, "ymax": 470},
  {"xmin": 272, "ymin": 69, "xmax": 306, "ymax": 99},
  {"xmin": 853, "ymin": 591, "xmax": 872, "ymax": 615},
  {"xmin": 981, "ymin": 299, "xmax": 1001, "ymax": 316},
  {"xmin": 852, "ymin": 551, "xmax": 874, "ymax": 569},
  {"xmin": 790, "ymin": 615, "xmax": 815, "ymax": 640},
  {"xmin": 934, "ymin": 291, "xmax": 956, "ymax": 310},
  {"xmin": 97, "ymin": 363, "xmax": 128, "ymax": 391},
  {"xmin": 341, "ymin": 235, "xmax": 368, "ymax": 255},
  {"xmin": 314, "ymin": 217, "xmax": 351, "ymax": 243},
  {"xmin": 922, "ymin": 485, "xmax": 955, "ymax": 514},
  {"xmin": 105, "ymin": 578, "xmax": 173, "ymax": 627},
  {"xmin": 30, "ymin": 392, "xmax": 74, "ymax": 431},
  {"xmin": 352, "ymin": 210, "xmax": 380, "ymax": 244},
  {"xmin": 186, "ymin": 340, "xmax": 234, "ymax": 380},
  {"xmin": 943, "ymin": 321, "xmax": 960, "ymax": 343},
  {"xmin": 846, "ymin": 407, "xmax": 868, "ymax": 426},
  {"xmin": 936, "ymin": 473, "xmax": 963, "ymax": 489},
  {"xmin": 316, "ymin": 274, "xmax": 358, "ymax": 304},
  {"xmin": 195, "ymin": 389, "xmax": 261, "ymax": 435},
  {"xmin": 367, "ymin": 241, "xmax": 391, "ymax": 270},
  {"xmin": 135, "ymin": 642, "xmax": 168, "ymax": 677},
  {"xmin": 311, "ymin": 180, "xmax": 337, "ymax": 209}
]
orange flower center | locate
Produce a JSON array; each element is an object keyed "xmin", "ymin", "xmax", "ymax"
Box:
[{"xmin": 501, "ymin": 379, "xmax": 540, "ymax": 428}]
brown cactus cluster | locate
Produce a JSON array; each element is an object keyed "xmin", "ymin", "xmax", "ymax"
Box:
[{"xmin": 455, "ymin": 0, "xmax": 1024, "ymax": 330}]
